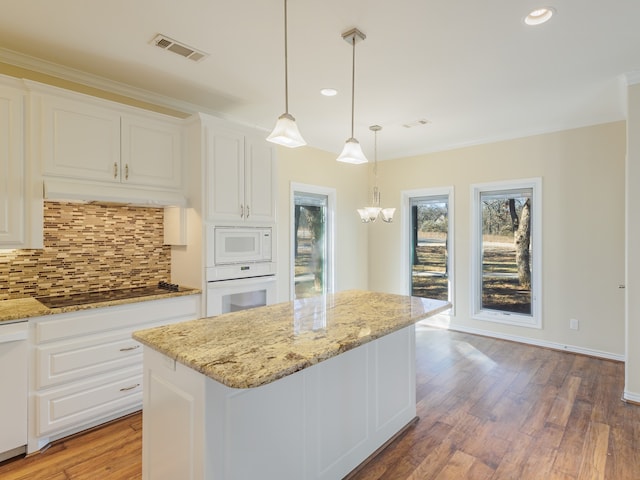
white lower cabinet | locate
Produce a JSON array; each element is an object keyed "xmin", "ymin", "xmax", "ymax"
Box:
[
  {"xmin": 28, "ymin": 294, "xmax": 199, "ymax": 453},
  {"xmin": 142, "ymin": 325, "xmax": 416, "ymax": 480}
]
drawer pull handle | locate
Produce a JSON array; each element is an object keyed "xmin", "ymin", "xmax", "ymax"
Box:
[
  {"xmin": 120, "ymin": 383, "xmax": 140, "ymax": 392},
  {"xmin": 119, "ymin": 345, "xmax": 140, "ymax": 352}
]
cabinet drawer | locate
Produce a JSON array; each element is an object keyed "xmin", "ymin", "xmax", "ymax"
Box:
[
  {"xmin": 35, "ymin": 329, "xmax": 142, "ymax": 389},
  {"xmin": 36, "ymin": 366, "xmax": 142, "ymax": 436}
]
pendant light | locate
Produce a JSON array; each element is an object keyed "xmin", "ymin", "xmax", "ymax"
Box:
[
  {"xmin": 337, "ymin": 28, "xmax": 368, "ymax": 164},
  {"xmin": 357, "ymin": 125, "xmax": 395, "ymax": 223},
  {"xmin": 267, "ymin": 0, "xmax": 306, "ymax": 148}
]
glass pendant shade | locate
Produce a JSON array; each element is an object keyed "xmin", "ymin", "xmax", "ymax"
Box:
[
  {"xmin": 337, "ymin": 138, "xmax": 368, "ymax": 164},
  {"xmin": 267, "ymin": 113, "xmax": 306, "ymax": 148},
  {"xmin": 381, "ymin": 208, "xmax": 396, "ymax": 223}
]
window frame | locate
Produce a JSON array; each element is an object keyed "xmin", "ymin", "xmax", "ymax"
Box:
[
  {"xmin": 290, "ymin": 182, "xmax": 336, "ymax": 300},
  {"xmin": 470, "ymin": 177, "xmax": 542, "ymax": 328},
  {"xmin": 401, "ymin": 186, "xmax": 455, "ymax": 315}
]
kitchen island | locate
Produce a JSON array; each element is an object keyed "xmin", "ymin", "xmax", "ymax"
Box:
[{"xmin": 133, "ymin": 290, "xmax": 450, "ymax": 480}]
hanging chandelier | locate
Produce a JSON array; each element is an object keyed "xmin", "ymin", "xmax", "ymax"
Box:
[
  {"xmin": 357, "ymin": 125, "xmax": 395, "ymax": 223},
  {"xmin": 267, "ymin": 0, "xmax": 306, "ymax": 148},
  {"xmin": 336, "ymin": 28, "xmax": 368, "ymax": 164}
]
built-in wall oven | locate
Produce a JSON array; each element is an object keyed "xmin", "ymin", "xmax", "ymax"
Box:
[{"xmin": 206, "ymin": 225, "xmax": 277, "ymax": 317}]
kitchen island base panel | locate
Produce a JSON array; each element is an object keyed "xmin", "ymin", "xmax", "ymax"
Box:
[{"xmin": 142, "ymin": 325, "xmax": 416, "ymax": 480}]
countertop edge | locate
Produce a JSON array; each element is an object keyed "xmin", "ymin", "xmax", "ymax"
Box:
[{"xmin": 0, "ymin": 288, "xmax": 202, "ymax": 323}]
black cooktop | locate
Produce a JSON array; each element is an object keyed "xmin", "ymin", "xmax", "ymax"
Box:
[{"xmin": 36, "ymin": 282, "xmax": 183, "ymax": 309}]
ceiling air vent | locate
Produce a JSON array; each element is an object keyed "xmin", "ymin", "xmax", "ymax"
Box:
[
  {"xmin": 402, "ymin": 119, "xmax": 431, "ymax": 129},
  {"xmin": 151, "ymin": 34, "xmax": 208, "ymax": 62}
]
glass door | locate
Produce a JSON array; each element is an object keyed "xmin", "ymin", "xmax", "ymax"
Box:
[
  {"xmin": 410, "ymin": 195, "xmax": 451, "ymax": 301},
  {"xmin": 293, "ymin": 192, "xmax": 328, "ymax": 299}
]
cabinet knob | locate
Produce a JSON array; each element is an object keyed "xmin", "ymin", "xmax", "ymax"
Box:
[{"xmin": 113, "ymin": 162, "xmax": 118, "ymax": 179}]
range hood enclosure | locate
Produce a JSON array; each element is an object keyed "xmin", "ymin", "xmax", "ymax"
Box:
[{"xmin": 43, "ymin": 178, "xmax": 188, "ymax": 207}]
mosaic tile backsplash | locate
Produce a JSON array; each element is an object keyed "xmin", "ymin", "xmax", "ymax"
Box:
[{"xmin": 0, "ymin": 202, "xmax": 171, "ymax": 300}]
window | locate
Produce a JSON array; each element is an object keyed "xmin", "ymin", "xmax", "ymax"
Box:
[
  {"xmin": 410, "ymin": 195, "xmax": 451, "ymax": 301},
  {"xmin": 401, "ymin": 187, "xmax": 454, "ymax": 309},
  {"xmin": 291, "ymin": 184, "xmax": 335, "ymax": 300},
  {"xmin": 471, "ymin": 178, "xmax": 541, "ymax": 328}
]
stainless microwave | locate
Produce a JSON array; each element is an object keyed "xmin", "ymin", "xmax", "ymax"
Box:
[{"xmin": 210, "ymin": 226, "xmax": 273, "ymax": 266}]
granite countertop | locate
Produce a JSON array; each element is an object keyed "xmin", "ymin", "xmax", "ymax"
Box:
[
  {"xmin": 133, "ymin": 290, "xmax": 451, "ymax": 389},
  {"xmin": 0, "ymin": 287, "xmax": 201, "ymax": 324}
]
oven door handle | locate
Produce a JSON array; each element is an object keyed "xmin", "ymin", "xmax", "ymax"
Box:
[{"xmin": 208, "ymin": 276, "xmax": 276, "ymax": 288}]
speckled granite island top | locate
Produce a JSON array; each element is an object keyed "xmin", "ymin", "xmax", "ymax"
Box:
[{"xmin": 133, "ymin": 290, "xmax": 451, "ymax": 389}]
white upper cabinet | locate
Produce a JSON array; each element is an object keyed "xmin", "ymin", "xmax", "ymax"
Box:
[
  {"xmin": 206, "ymin": 126, "xmax": 245, "ymax": 221},
  {"xmin": 39, "ymin": 94, "xmax": 121, "ymax": 182},
  {"xmin": 205, "ymin": 123, "xmax": 276, "ymax": 224},
  {"xmin": 244, "ymin": 135, "xmax": 276, "ymax": 223},
  {"xmin": 0, "ymin": 82, "xmax": 26, "ymax": 246},
  {"xmin": 27, "ymin": 82, "xmax": 186, "ymax": 204},
  {"xmin": 0, "ymin": 76, "xmax": 42, "ymax": 249},
  {"xmin": 121, "ymin": 114, "xmax": 182, "ymax": 189}
]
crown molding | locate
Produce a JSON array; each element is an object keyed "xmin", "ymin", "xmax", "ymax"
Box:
[{"xmin": 0, "ymin": 47, "xmax": 212, "ymax": 116}]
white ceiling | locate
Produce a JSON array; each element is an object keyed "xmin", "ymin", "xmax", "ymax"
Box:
[{"xmin": 1, "ymin": 0, "xmax": 639, "ymax": 160}]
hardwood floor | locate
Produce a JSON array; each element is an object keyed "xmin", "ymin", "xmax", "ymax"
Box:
[{"xmin": 1, "ymin": 325, "xmax": 639, "ymax": 479}]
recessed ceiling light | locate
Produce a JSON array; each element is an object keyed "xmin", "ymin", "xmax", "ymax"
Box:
[
  {"xmin": 524, "ymin": 7, "xmax": 555, "ymax": 26},
  {"xmin": 320, "ymin": 88, "xmax": 337, "ymax": 97}
]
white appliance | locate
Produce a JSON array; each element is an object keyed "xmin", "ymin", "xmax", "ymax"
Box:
[
  {"xmin": 0, "ymin": 321, "xmax": 28, "ymax": 462},
  {"xmin": 207, "ymin": 226, "xmax": 276, "ymax": 281},
  {"xmin": 206, "ymin": 275, "xmax": 277, "ymax": 317},
  {"xmin": 205, "ymin": 225, "xmax": 277, "ymax": 317}
]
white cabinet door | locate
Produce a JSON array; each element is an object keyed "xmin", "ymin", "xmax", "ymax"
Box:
[
  {"xmin": 245, "ymin": 135, "xmax": 276, "ymax": 223},
  {"xmin": 39, "ymin": 94, "xmax": 121, "ymax": 182},
  {"xmin": 206, "ymin": 126, "xmax": 275, "ymax": 223},
  {"xmin": 0, "ymin": 322, "xmax": 28, "ymax": 458},
  {"xmin": 206, "ymin": 127, "xmax": 245, "ymax": 222},
  {"xmin": 0, "ymin": 84, "xmax": 26, "ymax": 246},
  {"xmin": 121, "ymin": 114, "xmax": 183, "ymax": 189}
]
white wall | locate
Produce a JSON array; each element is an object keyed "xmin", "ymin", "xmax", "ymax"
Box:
[
  {"xmin": 369, "ymin": 122, "xmax": 626, "ymax": 358},
  {"xmin": 275, "ymin": 145, "xmax": 370, "ymax": 302},
  {"xmin": 625, "ymin": 83, "xmax": 640, "ymax": 401}
]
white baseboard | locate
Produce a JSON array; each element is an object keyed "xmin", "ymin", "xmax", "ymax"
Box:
[
  {"xmin": 623, "ymin": 390, "xmax": 640, "ymax": 404},
  {"xmin": 419, "ymin": 318, "xmax": 624, "ymax": 362}
]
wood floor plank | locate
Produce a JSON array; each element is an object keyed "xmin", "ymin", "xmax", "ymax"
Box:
[
  {"xmin": 577, "ymin": 422, "xmax": 610, "ymax": 480},
  {"xmin": 547, "ymin": 375, "xmax": 582, "ymax": 427},
  {"xmin": 552, "ymin": 398, "xmax": 594, "ymax": 477},
  {"xmin": 1, "ymin": 326, "xmax": 639, "ymax": 480}
]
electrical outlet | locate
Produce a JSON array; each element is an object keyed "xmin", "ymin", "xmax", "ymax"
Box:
[{"xmin": 569, "ymin": 318, "xmax": 579, "ymax": 330}]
